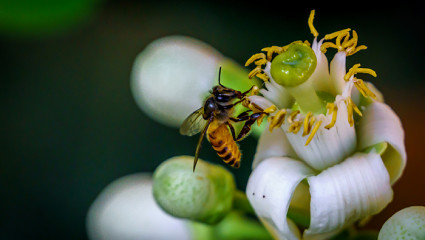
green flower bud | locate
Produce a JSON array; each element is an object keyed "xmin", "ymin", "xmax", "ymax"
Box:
[
  {"xmin": 378, "ymin": 206, "xmax": 425, "ymax": 240},
  {"xmin": 270, "ymin": 43, "xmax": 317, "ymax": 87},
  {"xmin": 153, "ymin": 155, "xmax": 236, "ymax": 224}
]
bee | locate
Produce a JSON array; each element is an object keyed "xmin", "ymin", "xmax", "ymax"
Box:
[{"xmin": 180, "ymin": 67, "xmax": 267, "ymax": 171}]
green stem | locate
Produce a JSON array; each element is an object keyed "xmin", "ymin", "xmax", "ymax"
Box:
[{"xmin": 233, "ymin": 189, "xmax": 255, "ymax": 215}]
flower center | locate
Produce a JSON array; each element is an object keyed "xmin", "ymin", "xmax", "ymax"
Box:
[{"xmin": 244, "ymin": 10, "xmax": 378, "ymax": 145}]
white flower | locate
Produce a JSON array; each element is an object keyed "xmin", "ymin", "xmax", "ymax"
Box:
[
  {"xmin": 86, "ymin": 173, "xmax": 192, "ymax": 240},
  {"xmin": 245, "ymin": 10, "xmax": 406, "ymax": 240},
  {"xmin": 130, "ymin": 35, "xmax": 259, "ymax": 128}
]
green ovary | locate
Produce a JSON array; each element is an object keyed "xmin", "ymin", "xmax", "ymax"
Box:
[{"xmin": 270, "ymin": 43, "xmax": 317, "ymax": 87}]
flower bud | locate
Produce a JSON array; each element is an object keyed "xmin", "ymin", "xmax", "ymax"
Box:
[
  {"xmin": 378, "ymin": 206, "xmax": 425, "ymax": 240},
  {"xmin": 153, "ymin": 155, "xmax": 236, "ymax": 224}
]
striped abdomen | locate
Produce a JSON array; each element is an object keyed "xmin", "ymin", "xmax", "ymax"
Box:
[{"xmin": 207, "ymin": 123, "xmax": 241, "ymax": 168}]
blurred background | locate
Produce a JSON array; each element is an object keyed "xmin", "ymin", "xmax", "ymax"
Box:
[{"xmin": 1, "ymin": 0, "xmax": 424, "ymax": 239}]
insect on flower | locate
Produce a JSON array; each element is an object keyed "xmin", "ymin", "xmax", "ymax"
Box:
[{"xmin": 180, "ymin": 67, "xmax": 273, "ymax": 171}]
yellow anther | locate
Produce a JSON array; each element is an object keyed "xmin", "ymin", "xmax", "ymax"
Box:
[
  {"xmin": 302, "ymin": 112, "xmax": 313, "ymax": 136},
  {"xmin": 248, "ymin": 102, "xmax": 264, "ymax": 113},
  {"xmin": 261, "ymin": 46, "xmax": 285, "ymax": 61},
  {"xmin": 248, "ymin": 66, "xmax": 263, "ymax": 79},
  {"xmin": 308, "ymin": 10, "xmax": 319, "ymax": 37},
  {"xmin": 342, "ymin": 30, "xmax": 357, "ymax": 48},
  {"xmin": 344, "ymin": 63, "xmax": 361, "ymax": 81},
  {"xmin": 324, "ymin": 28, "xmax": 351, "ymax": 40},
  {"xmin": 320, "ymin": 41, "xmax": 338, "ymax": 53},
  {"xmin": 305, "ymin": 120, "xmax": 322, "ymax": 146},
  {"xmin": 345, "ymin": 98, "xmax": 354, "ymax": 127},
  {"xmin": 249, "ymin": 85, "xmax": 260, "ymax": 96},
  {"xmin": 287, "ymin": 110, "xmax": 300, "ymax": 124},
  {"xmin": 257, "ymin": 114, "xmax": 266, "ymax": 126},
  {"xmin": 324, "ymin": 103, "xmax": 338, "ymax": 129},
  {"xmin": 245, "ymin": 53, "xmax": 266, "ymax": 67},
  {"xmin": 347, "ymin": 45, "xmax": 367, "ymax": 56},
  {"xmin": 289, "ymin": 121, "xmax": 302, "ymax": 134},
  {"xmin": 263, "ymin": 105, "xmax": 277, "ymax": 114},
  {"xmin": 354, "ymin": 79, "xmax": 377, "ymax": 99},
  {"xmin": 303, "ymin": 40, "xmax": 311, "ymax": 47},
  {"xmin": 356, "ymin": 67, "xmax": 377, "ymax": 77},
  {"xmin": 255, "ymin": 58, "xmax": 268, "ymax": 66},
  {"xmin": 269, "ymin": 109, "xmax": 287, "ymax": 131},
  {"xmin": 336, "ymin": 30, "xmax": 350, "ymax": 49},
  {"xmin": 255, "ymin": 73, "xmax": 269, "ymax": 82},
  {"xmin": 345, "ymin": 64, "xmax": 376, "ymax": 81}
]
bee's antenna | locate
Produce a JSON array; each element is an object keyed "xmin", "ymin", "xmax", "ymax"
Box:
[{"xmin": 218, "ymin": 66, "xmax": 225, "ymax": 87}]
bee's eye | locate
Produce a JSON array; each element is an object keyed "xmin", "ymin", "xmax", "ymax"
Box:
[{"xmin": 216, "ymin": 94, "xmax": 230, "ymax": 102}]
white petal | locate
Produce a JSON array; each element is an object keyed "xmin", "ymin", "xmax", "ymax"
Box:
[
  {"xmin": 357, "ymin": 101, "xmax": 406, "ymax": 184},
  {"xmin": 86, "ymin": 173, "xmax": 191, "ymax": 240},
  {"xmin": 310, "ymin": 38, "xmax": 332, "ymax": 94},
  {"xmin": 284, "ymin": 99, "xmax": 356, "ymax": 171},
  {"xmin": 252, "ymin": 124, "xmax": 297, "ymax": 169},
  {"xmin": 304, "ymin": 152, "xmax": 393, "ymax": 238},
  {"xmin": 131, "ymin": 36, "xmax": 222, "ymax": 127},
  {"xmin": 329, "ymin": 51, "xmax": 347, "ymax": 95},
  {"xmin": 248, "ymin": 95, "xmax": 276, "ymax": 111},
  {"xmin": 261, "ymin": 63, "xmax": 293, "ymax": 109},
  {"xmin": 247, "ymin": 157, "xmax": 315, "ymax": 240}
]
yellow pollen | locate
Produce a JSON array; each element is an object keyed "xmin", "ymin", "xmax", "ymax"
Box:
[
  {"xmin": 248, "ymin": 66, "xmax": 263, "ymax": 79},
  {"xmin": 263, "ymin": 105, "xmax": 277, "ymax": 114},
  {"xmin": 324, "ymin": 102, "xmax": 338, "ymax": 129},
  {"xmin": 302, "ymin": 112, "xmax": 313, "ymax": 136},
  {"xmin": 345, "ymin": 98, "xmax": 355, "ymax": 127},
  {"xmin": 344, "ymin": 64, "xmax": 377, "ymax": 99},
  {"xmin": 245, "ymin": 53, "xmax": 266, "ymax": 67},
  {"xmin": 268, "ymin": 109, "xmax": 287, "ymax": 131},
  {"xmin": 261, "ymin": 46, "xmax": 285, "ymax": 61},
  {"xmin": 308, "ymin": 10, "xmax": 319, "ymax": 37},
  {"xmin": 289, "ymin": 121, "xmax": 302, "ymax": 134},
  {"xmin": 255, "ymin": 73, "xmax": 269, "ymax": 82},
  {"xmin": 320, "ymin": 41, "xmax": 338, "ymax": 53},
  {"xmin": 287, "ymin": 110, "xmax": 300, "ymax": 124},
  {"xmin": 321, "ymin": 28, "xmax": 367, "ymax": 56},
  {"xmin": 324, "ymin": 28, "xmax": 351, "ymax": 41},
  {"xmin": 305, "ymin": 120, "xmax": 322, "ymax": 146},
  {"xmin": 257, "ymin": 114, "xmax": 266, "ymax": 126}
]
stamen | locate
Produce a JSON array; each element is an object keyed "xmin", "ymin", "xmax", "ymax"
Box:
[
  {"xmin": 324, "ymin": 103, "xmax": 338, "ymax": 129},
  {"xmin": 257, "ymin": 114, "xmax": 266, "ymax": 126},
  {"xmin": 320, "ymin": 41, "xmax": 338, "ymax": 53},
  {"xmin": 303, "ymin": 112, "xmax": 313, "ymax": 136},
  {"xmin": 305, "ymin": 120, "xmax": 322, "ymax": 145},
  {"xmin": 289, "ymin": 121, "xmax": 302, "ymax": 134},
  {"xmin": 268, "ymin": 109, "xmax": 287, "ymax": 131},
  {"xmin": 256, "ymin": 73, "xmax": 269, "ymax": 82},
  {"xmin": 324, "ymin": 28, "xmax": 351, "ymax": 41},
  {"xmin": 354, "ymin": 79, "xmax": 377, "ymax": 99},
  {"xmin": 245, "ymin": 53, "xmax": 266, "ymax": 67},
  {"xmin": 287, "ymin": 110, "xmax": 300, "ymax": 124},
  {"xmin": 263, "ymin": 105, "xmax": 277, "ymax": 114},
  {"xmin": 345, "ymin": 98, "xmax": 354, "ymax": 127},
  {"xmin": 308, "ymin": 10, "xmax": 319, "ymax": 37},
  {"xmin": 348, "ymin": 45, "xmax": 367, "ymax": 56},
  {"xmin": 261, "ymin": 46, "xmax": 285, "ymax": 61},
  {"xmin": 344, "ymin": 64, "xmax": 377, "ymax": 99},
  {"xmin": 248, "ymin": 66, "xmax": 263, "ymax": 79}
]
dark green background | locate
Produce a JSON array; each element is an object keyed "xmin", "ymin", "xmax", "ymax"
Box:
[{"xmin": 1, "ymin": 1, "xmax": 424, "ymax": 239}]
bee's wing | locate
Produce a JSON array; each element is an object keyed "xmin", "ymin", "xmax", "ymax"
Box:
[
  {"xmin": 179, "ymin": 108, "xmax": 207, "ymax": 136},
  {"xmin": 193, "ymin": 116, "xmax": 213, "ymax": 172}
]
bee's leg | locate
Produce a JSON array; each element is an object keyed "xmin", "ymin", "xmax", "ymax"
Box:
[
  {"xmin": 235, "ymin": 112, "xmax": 266, "ymax": 141},
  {"xmin": 229, "ymin": 109, "xmax": 252, "ymax": 122},
  {"xmin": 226, "ymin": 122, "xmax": 237, "ymax": 141}
]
